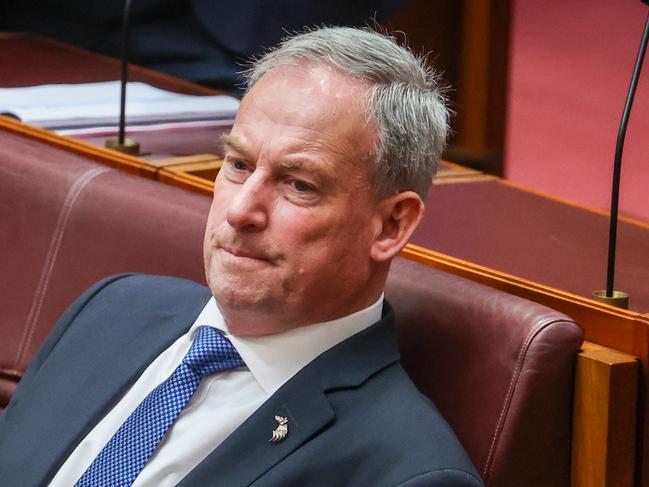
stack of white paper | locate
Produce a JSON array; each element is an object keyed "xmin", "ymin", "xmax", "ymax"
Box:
[{"xmin": 0, "ymin": 81, "xmax": 240, "ymax": 130}]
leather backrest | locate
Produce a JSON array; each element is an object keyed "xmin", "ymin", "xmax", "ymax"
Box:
[
  {"xmin": 0, "ymin": 130, "xmax": 208, "ymax": 407},
  {"xmin": 386, "ymin": 257, "xmax": 583, "ymax": 487}
]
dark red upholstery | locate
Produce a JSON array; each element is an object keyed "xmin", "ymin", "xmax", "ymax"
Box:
[
  {"xmin": 1, "ymin": 129, "xmax": 582, "ymax": 486},
  {"xmin": 386, "ymin": 258, "xmax": 583, "ymax": 487},
  {"xmin": 0, "ymin": 130, "xmax": 209, "ymax": 407}
]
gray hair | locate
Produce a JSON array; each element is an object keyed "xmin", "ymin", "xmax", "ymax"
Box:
[{"xmin": 244, "ymin": 26, "xmax": 450, "ymax": 200}]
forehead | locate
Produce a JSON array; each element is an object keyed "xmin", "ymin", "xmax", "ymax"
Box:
[{"xmin": 230, "ymin": 65, "xmax": 377, "ymax": 166}]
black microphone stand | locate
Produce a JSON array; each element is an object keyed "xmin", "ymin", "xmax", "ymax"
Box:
[
  {"xmin": 593, "ymin": 4, "xmax": 649, "ymax": 308},
  {"xmin": 105, "ymin": 0, "xmax": 140, "ymax": 155}
]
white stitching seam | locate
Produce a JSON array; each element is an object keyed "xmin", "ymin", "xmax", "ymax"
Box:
[
  {"xmin": 480, "ymin": 317, "xmax": 561, "ymax": 481},
  {"xmin": 14, "ymin": 167, "xmax": 111, "ymax": 370}
]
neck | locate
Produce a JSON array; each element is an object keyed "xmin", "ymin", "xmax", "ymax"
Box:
[
  {"xmin": 220, "ymin": 287, "xmax": 385, "ymax": 337},
  {"xmin": 217, "ymin": 262, "xmax": 391, "ymax": 337}
]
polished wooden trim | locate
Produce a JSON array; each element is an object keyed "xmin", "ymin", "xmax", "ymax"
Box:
[
  {"xmin": 157, "ymin": 168, "xmax": 214, "ymax": 196},
  {"xmin": 148, "ymin": 154, "xmax": 221, "ymax": 168},
  {"xmin": 453, "ymin": 0, "xmax": 511, "ymax": 175},
  {"xmin": 432, "ymin": 174, "xmax": 498, "ymax": 185},
  {"xmin": 0, "ymin": 115, "xmax": 156, "ymax": 179},
  {"xmin": 439, "ymin": 160, "xmax": 485, "ymax": 174},
  {"xmin": 400, "ymin": 243, "xmax": 649, "ymax": 349},
  {"xmin": 572, "ymin": 342, "xmax": 638, "ymax": 487}
]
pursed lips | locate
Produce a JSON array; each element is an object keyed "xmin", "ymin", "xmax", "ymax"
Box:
[{"xmin": 219, "ymin": 245, "xmax": 273, "ymax": 264}]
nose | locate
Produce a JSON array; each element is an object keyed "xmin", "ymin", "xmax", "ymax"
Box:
[{"xmin": 225, "ymin": 174, "xmax": 269, "ymax": 231}]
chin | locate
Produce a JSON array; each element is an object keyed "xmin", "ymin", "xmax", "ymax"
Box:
[{"xmin": 211, "ymin": 280, "xmax": 275, "ymax": 311}]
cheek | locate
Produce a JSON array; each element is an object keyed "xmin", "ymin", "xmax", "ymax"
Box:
[
  {"xmin": 291, "ymin": 223, "xmax": 369, "ymax": 276},
  {"xmin": 283, "ymin": 202, "xmax": 374, "ymax": 253},
  {"xmin": 274, "ymin": 212, "xmax": 334, "ymax": 262}
]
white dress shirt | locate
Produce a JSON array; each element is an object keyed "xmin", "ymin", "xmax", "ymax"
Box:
[{"xmin": 50, "ymin": 294, "xmax": 383, "ymax": 487}]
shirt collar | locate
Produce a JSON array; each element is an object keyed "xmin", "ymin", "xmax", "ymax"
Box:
[{"xmin": 191, "ymin": 295, "xmax": 384, "ymax": 395}]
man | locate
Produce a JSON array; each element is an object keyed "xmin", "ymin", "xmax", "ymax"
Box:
[{"xmin": 0, "ymin": 27, "xmax": 483, "ymax": 486}]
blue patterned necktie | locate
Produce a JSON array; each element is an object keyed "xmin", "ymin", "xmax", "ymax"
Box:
[{"xmin": 75, "ymin": 326, "xmax": 245, "ymax": 487}]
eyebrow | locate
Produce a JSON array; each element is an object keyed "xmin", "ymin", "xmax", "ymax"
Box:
[
  {"xmin": 279, "ymin": 160, "xmax": 312, "ymax": 171},
  {"xmin": 221, "ymin": 133, "xmax": 247, "ymax": 154},
  {"xmin": 221, "ymin": 134, "xmax": 333, "ymax": 186},
  {"xmin": 279, "ymin": 159, "xmax": 334, "ymax": 187}
]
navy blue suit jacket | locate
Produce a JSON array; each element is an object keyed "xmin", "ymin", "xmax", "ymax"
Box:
[{"xmin": 0, "ymin": 274, "xmax": 483, "ymax": 486}]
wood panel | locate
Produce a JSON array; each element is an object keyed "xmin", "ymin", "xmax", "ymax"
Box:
[
  {"xmin": 0, "ymin": 115, "xmax": 156, "ymax": 179},
  {"xmin": 157, "ymin": 167, "xmax": 214, "ymax": 196},
  {"xmin": 152, "ymin": 154, "xmax": 222, "ymax": 182},
  {"xmin": 572, "ymin": 342, "xmax": 639, "ymax": 487},
  {"xmin": 453, "ymin": 0, "xmax": 510, "ymax": 175},
  {"xmin": 384, "ymin": 0, "xmax": 511, "ymax": 175}
]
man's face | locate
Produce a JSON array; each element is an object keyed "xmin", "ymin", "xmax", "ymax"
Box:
[{"xmin": 203, "ymin": 65, "xmax": 386, "ymax": 335}]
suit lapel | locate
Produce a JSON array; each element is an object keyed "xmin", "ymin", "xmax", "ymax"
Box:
[
  {"xmin": 180, "ymin": 305, "xmax": 400, "ymax": 486},
  {"xmin": 179, "ymin": 365, "xmax": 334, "ymax": 486}
]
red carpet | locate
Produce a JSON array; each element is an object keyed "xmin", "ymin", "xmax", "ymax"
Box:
[{"xmin": 506, "ymin": 0, "xmax": 649, "ymax": 222}]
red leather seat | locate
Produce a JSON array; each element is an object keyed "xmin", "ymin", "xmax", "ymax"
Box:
[
  {"xmin": 386, "ymin": 258, "xmax": 583, "ymax": 487},
  {"xmin": 0, "ymin": 130, "xmax": 209, "ymax": 408}
]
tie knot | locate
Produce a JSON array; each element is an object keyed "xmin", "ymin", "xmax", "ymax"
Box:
[{"xmin": 183, "ymin": 326, "xmax": 245, "ymax": 376}]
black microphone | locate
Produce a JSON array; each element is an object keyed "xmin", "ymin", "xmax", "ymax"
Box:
[
  {"xmin": 105, "ymin": 0, "xmax": 140, "ymax": 155},
  {"xmin": 593, "ymin": 4, "xmax": 649, "ymax": 308}
]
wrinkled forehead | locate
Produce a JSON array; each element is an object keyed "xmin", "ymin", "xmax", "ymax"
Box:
[
  {"xmin": 244, "ymin": 64, "xmax": 371, "ymax": 117},
  {"xmin": 235, "ymin": 64, "xmax": 379, "ymax": 165}
]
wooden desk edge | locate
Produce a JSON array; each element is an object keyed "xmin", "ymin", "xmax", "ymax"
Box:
[
  {"xmin": 0, "ymin": 116, "xmax": 157, "ymax": 179},
  {"xmin": 157, "ymin": 168, "xmax": 214, "ymax": 196},
  {"xmin": 400, "ymin": 244, "xmax": 649, "ymax": 327}
]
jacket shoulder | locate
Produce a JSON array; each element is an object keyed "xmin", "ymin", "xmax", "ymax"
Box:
[
  {"xmin": 273, "ymin": 362, "xmax": 484, "ymax": 486},
  {"xmin": 342, "ymin": 363, "xmax": 482, "ymax": 482},
  {"xmin": 87, "ymin": 273, "xmax": 210, "ymax": 304}
]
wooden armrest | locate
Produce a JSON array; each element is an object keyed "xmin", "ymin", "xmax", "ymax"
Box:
[{"xmin": 571, "ymin": 341, "xmax": 638, "ymax": 487}]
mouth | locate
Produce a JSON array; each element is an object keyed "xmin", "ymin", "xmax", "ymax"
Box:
[{"xmin": 220, "ymin": 245, "xmax": 273, "ymax": 264}]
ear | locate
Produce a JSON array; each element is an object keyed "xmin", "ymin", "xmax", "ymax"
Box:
[{"xmin": 370, "ymin": 191, "xmax": 424, "ymax": 263}]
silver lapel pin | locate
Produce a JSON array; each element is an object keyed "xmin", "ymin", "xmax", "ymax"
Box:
[{"xmin": 270, "ymin": 415, "xmax": 288, "ymax": 443}]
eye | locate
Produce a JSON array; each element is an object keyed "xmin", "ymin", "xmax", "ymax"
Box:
[
  {"xmin": 222, "ymin": 158, "xmax": 251, "ymax": 183},
  {"xmin": 231, "ymin": 159, "xmax": 248, "ymax": 171},
  {"xmin": 291, "ymin": 179, "xmax": 314, "ymax": 193}
]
